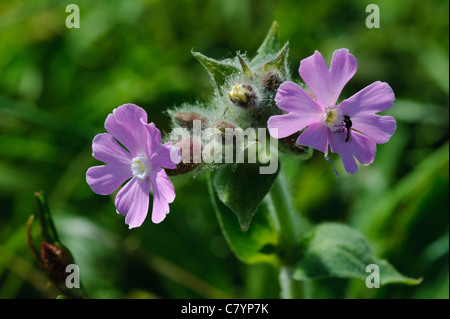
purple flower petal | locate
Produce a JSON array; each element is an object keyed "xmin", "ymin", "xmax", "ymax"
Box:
[
  {"xmin": 115, "ymin": 176, "xmax": 137, "ymax": 216},
  {"xmin": 339, "ymin": 81, "xmax": 395, "ymax": 117},
  {"xmin": 275, "ymin": 81, "xmax": 324, "ymax": 113},
  {"xmin": 350, "ymin": 131, "xmax": 377, "ymax": 166},
  {"xmin": 339, "ymin": 149, "xmax": 358, "ymax": 174},
  {"xmin": 144, "ymin": 122, "xmax": 177, "ymax": 169},
  {"xmin": 351, "ymin": 114, "xmax": 396, "ymax": 144},
  {"xmin": 86, "ymin": 165, "xmax": 132, "ymax": 195},
  {"xmin": 296, "ymin": 122, "xmax": 330, "ymax": 154},
  {"xmin": 115, "ymin": 176, "xmax": 152, "ymax": 229},
  {"xmin": 299, "ymin": 50, "xmax": 333, "ymax": 107},
  {"xmin": 329, "ymin": 132, "xmax": 358, "ymax": 174},
  {"xmin": 329, "ymin": 130, "xmax": 377, "ymax": 174},
  {"xmin": 145, "ymin": 122, "xmax": 162, "ymax": 156},
  {"xmin": 150, "ymin": 168, "xmax": 175, "ymax": 224},
  {"xmin": 152, "ymin": 167, "xmax": 176, "ymax": 203},
  {"xmin": 329, "ymin": 49, "xmax": 358, "ymax": 105},
  {"xmin": 104, "ymin": 104, "xmax": 148, "ymax": 156},
  {"xmin": 92, "ymin": 133, "xmax": 133, "ymax": 166},
  {"xmin": 124, "ymin": 178, "xmax": 152, "ymax": 229},
  {"xmin": 150, "ymin": 143, "xmax": 178, "ymax": 169},
  {"xmin": 268, "ymin": 113, "xmax": 320, "ymax": 139}
]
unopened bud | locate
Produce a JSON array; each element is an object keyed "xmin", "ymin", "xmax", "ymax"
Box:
[
  {"xmin": 41, "ymin": 242, "xmax": 73, "ymax": 283},
  {"xmin": 212, "ymin": 121, "xmax": 237, "ymax": 134},
  {"xmin": 174, "ymin": 111, "xmax": 209, "ymax": 130},
  {"xmin": 166, "ymin": 138, "xmax": 203, "ymax": 176},
  {"xmin": 262, "ymin": 72, "xmax": 282, "ymax": 91},
  {"xmin": 280, "ymin": 132, "xmax": 311, "ymax": 155},
  {"xmin": 228, "ymin": 83, "xmax": 257, "ymax": 108}
]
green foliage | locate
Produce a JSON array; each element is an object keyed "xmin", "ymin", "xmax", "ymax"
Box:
[
  {"xmin": 27, "ymin": 192, "xmax": 86, "ymax": 298},
  {"xmin": 263, "ymin": 42, "xmax": 289, "ymax": 78},
  {"xmin": 294, "ymin": 223, "xmax": 420, "ymax": 286},
  {"xmin": 253, "ymin": 21, "xmax": 281, "ymax": 64},
  {"xmin": 191, "ymin": 51, "xmax": 240, "ymax": 90},
  {"xmin": 0, "ymin": 0, "xmax": 448, "ymax": 299},
  {"xmin": 212, "ymin": 163, "xmax": 279, "ymax": 230},
  {"xmin": 208, "ymin": 173, "xmax": 279, "ymax": 264}
]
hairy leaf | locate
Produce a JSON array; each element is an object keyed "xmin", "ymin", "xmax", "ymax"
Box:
[{"xmin": 294, "ymin": 223, "xmax": 421, "ymax": 286}]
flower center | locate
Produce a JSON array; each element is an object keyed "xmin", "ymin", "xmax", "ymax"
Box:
[
  {"xmin": 323, "ymin": 107, "xmax": 344, "ymax": 132},
  {"xmin": 131, "ymin": 156, "xmax": 151, "ymax": 179}
]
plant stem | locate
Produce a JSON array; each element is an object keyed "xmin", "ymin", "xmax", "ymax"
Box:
[
  {"xmin": 279, "ymin": 266, "xmax": 308, "ymax": 299},
  {"xmin": 266, "ymin": 172, "xmax": 305, "ymax": 263},
  {"xmin": 266, "ymin": 171, "xmax": 310, "ymax": 298}
]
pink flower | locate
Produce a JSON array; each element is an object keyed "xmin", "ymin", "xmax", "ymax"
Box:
[
  {"xmin": 268, "ymin": 49, "xmax": 396, "ymax": 174},
  {"xmin": 86, "ymin": 104, "xmax": 178, "ymax": 228}
]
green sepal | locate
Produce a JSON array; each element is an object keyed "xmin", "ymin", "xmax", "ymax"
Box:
[
  {"xmin": 237, "ymin": 54, "xmax": 254, "ymax": 78},
  {"xmin": 253, "ymin": 21, "xmax": 280, "ymax": 62},
  {"xmin": 192, "ymin": 50, "xmax": 240, "ymax": 89},
  {"xmin": 35, "ymin": 191, "xmax": 60, "ymax": 244},
  {"xmin": 264, "ymin": 42, "xmax": 289, "ymax": 79}
]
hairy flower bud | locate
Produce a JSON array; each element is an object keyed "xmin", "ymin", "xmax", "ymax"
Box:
[
  {"xmin": 228, "ymin": 83, "xmax": 257, "ymax": 108},
  {"xmin": 280, "ymin": 132, "xmax": 311, "ymax": 156},
  {"xmin": 212, "ymin": 121, "xmax": 237, "ymax": 134},
  {"xmin": 173, "ymin": 111, "xmax": 209, "ymax": 130},
  {"xmin": 166, "ymin": 138, "xmax": 203, "ymax": 176},
  {"xmin": 262, "ymin": 72, "xmax": 282, "ymax": 91}
]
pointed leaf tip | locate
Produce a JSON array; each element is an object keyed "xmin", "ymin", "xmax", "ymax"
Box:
[
  {"xmin": 34, "ymin": 191, "xmax": 60, "ymax": 244},
  {"xmin": 256, "ymin": 21, "xmax": 280, "ymax": 57},
  {"xmin": 264, "ymin": 42, "xmax": 289, "ymax": 78},
  {"xmin": 212, "ymin": 163, "xmax": 279, "ymax": 231},
  {"xmin": 192, "ymin": 50, "xmax": 240, "ymax": 89},
  {"xmin": 237, "ymin": 54, "xmax": 253, "ymax": 78}
]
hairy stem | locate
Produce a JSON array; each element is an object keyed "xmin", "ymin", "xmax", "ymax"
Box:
[{"xmin": 265, "ymin": 171, "xmax": 310, "ymax": 298}]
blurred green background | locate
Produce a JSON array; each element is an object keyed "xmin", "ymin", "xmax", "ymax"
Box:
[{"xmin": 0, "ymin": 0, "xmax": 448, "ymax": 299}]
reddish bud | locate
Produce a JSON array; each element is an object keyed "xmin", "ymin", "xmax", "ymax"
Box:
[
  {"xmin": 41, "ymin": 242, "xmax": 73, "ymax": 283},
  {"xmin": 174, "ymin": 112, "xmax": 209, "ymax": 130},
  {"xmin": 262, "ymin": 72, "xmax": 282, "ymax": 91},
  {"xmin": 212, "ymin": 121, "xmax": 237, "ymax": 134},
  {"xmin": 280, "ymin": 132, "xmax": 310, "ymax": 155},
  {"xmin": 165, "ymin": 138, "xmax": 203, "ymax": 176}
]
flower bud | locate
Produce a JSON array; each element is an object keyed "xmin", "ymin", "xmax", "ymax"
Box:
[
  {"xmin": 41, "ymin": 242, "xmax": 73, "ymax": 283},
  {"xmin": 228, "ymin": 83, "xmax": 257, "ymax": 108},
  {"xmin": 262, "ymin": 72, "xmax": 282, "ymax": 91},
  {"xmin": 280, "ymin": 132, "xmax": 311, "ymax": 155},
  {"xmin": 212, "ymin": 121, "xmax": 237, "ymax": 134},
  {"xmin": 165, "ymin": 138, "xmax": 203, "ymax": 176},
  {"xmin": 173, "ymin": 111, "xmax": 209, "ymax": 130}
]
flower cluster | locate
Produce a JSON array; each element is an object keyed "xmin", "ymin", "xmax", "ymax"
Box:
[{"xmin": 86, "ymin": 47, "xmax": 396, "ymax": 227}]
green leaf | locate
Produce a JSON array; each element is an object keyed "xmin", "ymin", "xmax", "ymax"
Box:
[
  {"xmin": 254, "ymin": 21, "xmax": 280, "ymax": 60},
  {"xmin": 237, "ymin": 54, "xmax": 253, "ymax": 78},
  {"xmin": 34, "ymin": 191, "xmax": 60, "ymax": 244},
  {"xmin": 192, "ymin": 50, "xmax": 239, "ymax": 89},
  {"xmin": 294, "ymin": 223, "xmax": 421, "ymax": 286},
  {"xmin": 212, "ymin": 163, "xmax": 279, "ymax": 230},
  {"xmin": 264, "ymin": 42, "xmax": 289, "ymax": 79},
  {"xmin": 207, "ymin": 173, "xmax": 279, "ymax": 264}
]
